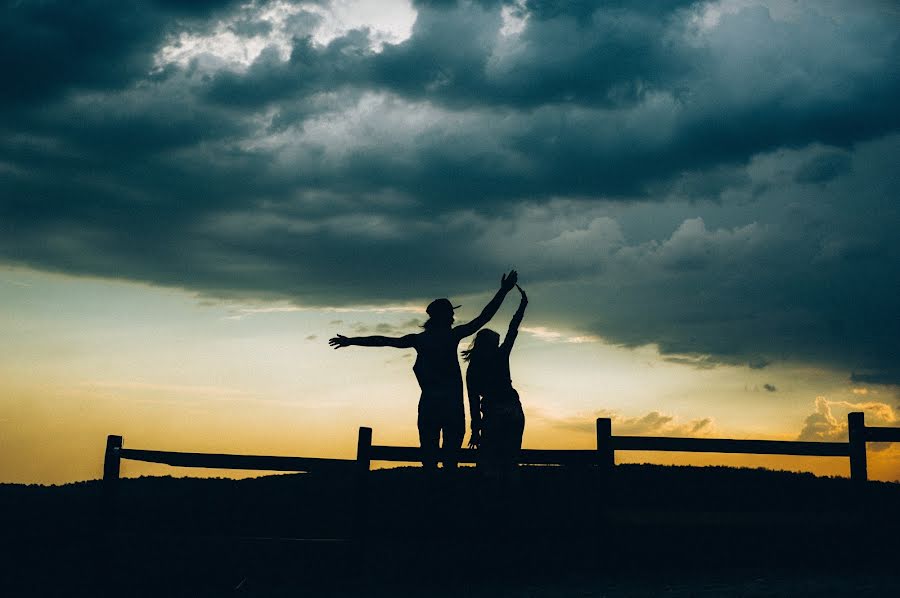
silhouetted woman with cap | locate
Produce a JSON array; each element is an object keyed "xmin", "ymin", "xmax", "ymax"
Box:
[
  {"xmin": 463, "ymin": 284, "xmax": 527, "ymax": 475},
  {"xmin": 329, "ymin": 271, "xmax": 518, "ymax": 470}
]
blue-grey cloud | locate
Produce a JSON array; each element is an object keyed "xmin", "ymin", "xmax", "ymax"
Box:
[{"xmin": 1, "ymin": 0, "xmax": 899, "ymax": 384}]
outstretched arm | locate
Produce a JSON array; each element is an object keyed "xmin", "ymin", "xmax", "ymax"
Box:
[
  {"xmin": 329, "ymin": 333, "xmax": 417, "ymax": 349},
  {"xmin": 454, "ymin": 270, "xmax": 518, "ymax": 339},
  {"xmin": 501, "ymin": 284, "xmax": 528, "ymax": 352}
]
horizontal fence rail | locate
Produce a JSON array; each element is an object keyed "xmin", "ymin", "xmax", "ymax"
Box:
[
  {"xmin": 118, "ymin": 448, "xmax": 354, "ymax": 473},
  {"xmin": 610, "ymin": 436, "xmax": 850, "ymax": 457},
  {"xmin": 866, "ymin": 426, "xmax": 900, "ymax": 443},
  {"xmin": 369, "ymin": 446, "xmax": 597, "ymax": 465}
]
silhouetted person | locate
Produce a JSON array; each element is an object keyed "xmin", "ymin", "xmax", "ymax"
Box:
[
  {"xmin": 329, "ymin": 271, "xmax": 518, "ymax": 470},
  {"xmin": 463, "ymin": 284, "xmax": 527, "ymax": 476}
]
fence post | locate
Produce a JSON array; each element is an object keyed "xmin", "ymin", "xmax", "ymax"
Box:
[
  {"xmin": 353, "ymin": 427, "xmax": 373, "ymax": 538},
  {"xmin": 593, "ymin": 418, "xmax": 615, "ymax": 536},
  {"xmin": 848, "ymin": 412, "xmax": 867, "ymax": 483},
  {"xmin": 103, "ymin": 435, "xmax": 122, "ymax": 482},
  {"xmin": 102, "ymin": 435, "xmax": 122, "ymax": 531},
  {"xmin": 596, "ymin": 418, "xmax": 614, "ymax": 473}
]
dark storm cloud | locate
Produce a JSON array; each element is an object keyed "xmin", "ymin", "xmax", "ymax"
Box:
[
  {"xmin": 190, "ymin": 0, "xmax": 900, "ymax": 204},
  {"xmin": 0, "ymin": 0, "xmax": 244, "ymax": 107},
  {"xmin": 793, "ymin": 150, "xmax": 852, "ymax": 185},
  {"xmin": 1, "ymin": 0, "xmax": 899, "ymax": 383},
  {"xmin": 373, "ymin": 0, "xmax": 700, "ymax": 109},
  {"xmin": 513, "ymin": 136, "xmax": 900, "ymax": 382},
  {"xmin": 368, "ymin": 0, "xmax": 702, "ymax": 116}
]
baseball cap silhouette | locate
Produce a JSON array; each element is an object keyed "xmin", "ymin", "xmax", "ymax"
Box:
[{"xmin": 426, "ymin": 298, "xmax": 461, "ymax": 317}]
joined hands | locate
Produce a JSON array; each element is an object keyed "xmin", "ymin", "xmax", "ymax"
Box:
[{"xmin": 500, "ymin": 269, "xmax": 518, "ymax": 292}]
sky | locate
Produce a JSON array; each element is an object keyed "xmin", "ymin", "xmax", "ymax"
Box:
[{"xmin": 1, "ymin": 0, "xmax": 899, "ymax": 483}]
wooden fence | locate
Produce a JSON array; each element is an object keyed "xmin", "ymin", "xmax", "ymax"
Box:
[
  {"xmin": 99, "ymin": 411, "xmax": 900, "ymax": 535},
  {"xmin": 104, "ymin": 411, "xmax": 899, "ymax": 484}
]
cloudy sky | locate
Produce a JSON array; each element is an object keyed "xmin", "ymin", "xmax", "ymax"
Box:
[{"xmin": 2, "ymin": 0, "xmax": 899, "ymax": 483}]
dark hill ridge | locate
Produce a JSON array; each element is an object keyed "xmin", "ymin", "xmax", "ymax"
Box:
[
  {"xmin": 2, "ymin": 464, "xmax": 898, "ymax": 538},
  {"xmin": 2, "ymin": 465, "xmax": 898, "ymax": 596}
]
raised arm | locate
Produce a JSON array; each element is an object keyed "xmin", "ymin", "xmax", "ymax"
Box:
[
  {"xmin": 453, "ymin": 270, "xmax": 517, "ymax": 339},
  {"xmin": 329, "ymin": 333, "xmax": 417, "ymax": 349},
  {"xmin": 501, "ymin": 284, "xmax": 528, "ymax": 352}
]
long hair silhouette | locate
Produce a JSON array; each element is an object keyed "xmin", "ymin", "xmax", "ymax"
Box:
[{"xmin": 461, "ymin": 328, "xmax": 501, "ymax": 363}]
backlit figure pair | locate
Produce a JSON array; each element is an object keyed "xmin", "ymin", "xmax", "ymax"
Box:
[{"xmin": 329, "ymin": 272, "xmax": 528, "ymax": 471}]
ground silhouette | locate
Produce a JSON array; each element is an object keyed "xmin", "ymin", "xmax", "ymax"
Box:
[{"xmin": 2, "ymin": 465, "xmax": 898, "ymax": 596}]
